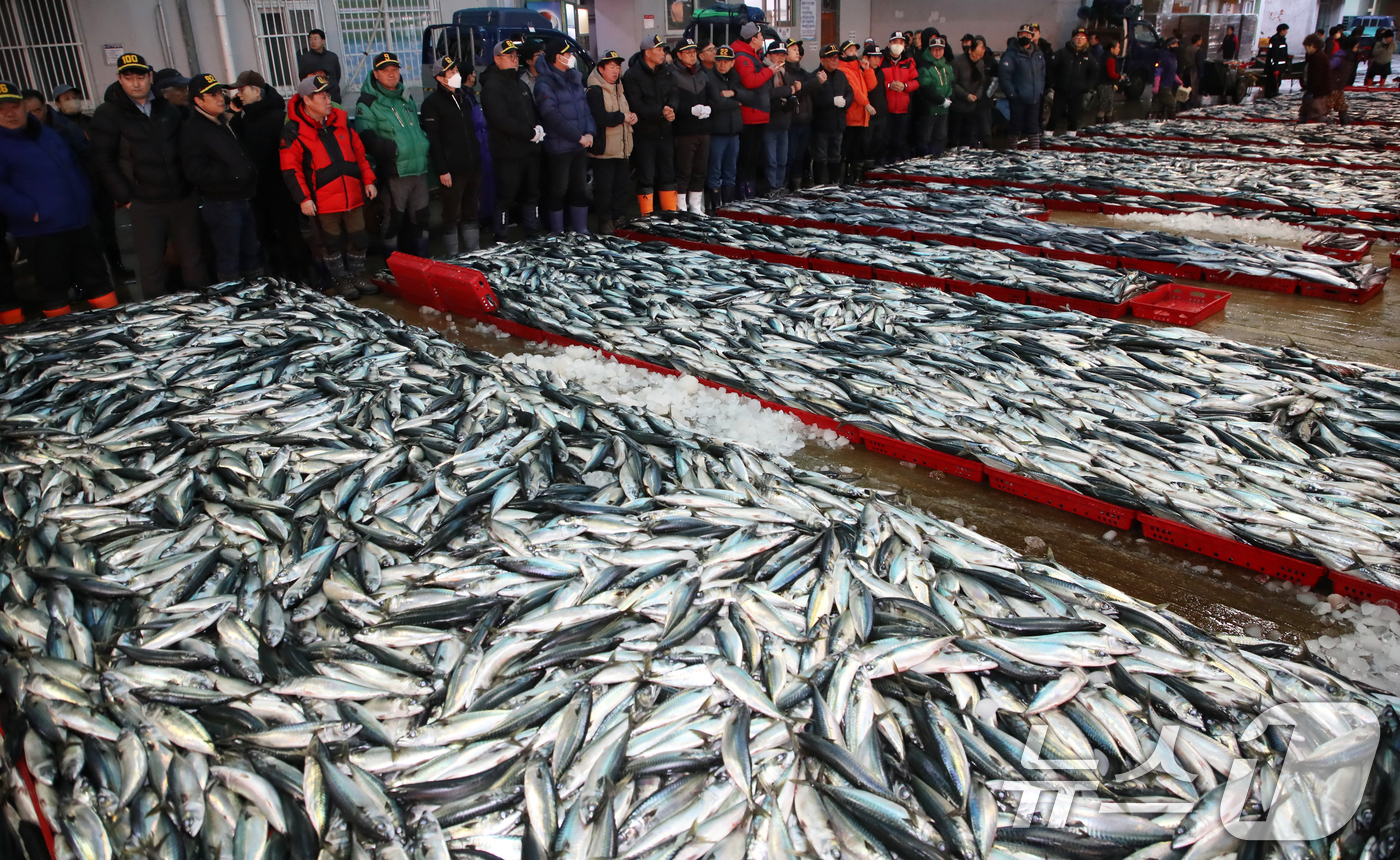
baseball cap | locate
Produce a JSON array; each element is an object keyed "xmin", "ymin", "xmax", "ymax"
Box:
[
  {"xmin": 1017, "ymin": 24, "xmax": 1034, "ymax": 36},
  {"xmin": 929, "ymin": 36, "xmax": 947, "ymax": 48},
  {"xmin": 765, "ymin": 40, "xmax": 786, "ymax": 54},
  {"xmin": 154, "ymin": 68, "xmax": 190, "ymax": 89},
  {"xmin": 786, "ymin": 38, "xmax": 803, "ymax": 49},
  {"xmin": 839, "ymin": 40, "xmax": 857, "ymax": 53},
  {"xmin": 232, "ymin": 70, "xmax": 265, "ymax": 89},
  {"xmin": 0, "ymin": 82, "xmax": 19, "ymax": 102},
  {"xmin": 373, "ymin": 51, "xmax": 400, "ymax": 69},
  {"xmin": 49, "ymin": 83, "xmax": 78, "ymax": 101},
  {"xmin": 716, "ymin": 45, "xmax": 736, "ymax": 60},
  {"xmin": 598, "ymin": 50, "xmax": 624, "ymax": 65},
  {"xmin": 117, "ymin": 53, "xmax": 152, "ymax": 74},
  {"xmin": 494, "ymin": 40, "xmax": 519, "ymax": 56},
  {"xmin": 640, "ymin": 34, "xmax": 666, "ymax": 51},
  {"xmin": 888, "ymin": 32, "xmax": 905, "ymax": 42},
  {"xmin": 676, "ymin": 38, "xmax": 699, "ymax": 52},
  {"xmin": 739, "ymin": 22, "xmax": 761, "ymax": 40},
  {"xmin": 296, "ymin": 74, "xmax": 331, "ymax": 97},
  {"xmin": 820, "ymin": 44, "xmax": 840, "ymax": 57},
  {"xmin": 432, "ymin": 56, "xmax": 458, "ymax": 76},
  {"xmin": 1073, "ymin": 27, "xmax": 1088, "ymax": 36},
  {"xmin": 189, "ymin": 73, "xmax": 228, "ymax": 97},
  {"xmin": 863, "ymin": 44, "xmax": 882, "ymax": 56}
]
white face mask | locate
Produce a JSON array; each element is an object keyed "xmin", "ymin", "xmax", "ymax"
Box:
[
  {"xmin": 446, "ymin": 72, "xmax": 462, "ymax": 89},
  {"xmin": 889, "ymin": 43, "xmax": 904, "ymax": 57},
  {"xmin": 566, "ymin": 55, "xmax": 577, "ymax": 69}
]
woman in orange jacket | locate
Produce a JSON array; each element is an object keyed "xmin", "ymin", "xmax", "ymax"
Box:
[{"xmin": 836, "ymin": 41, "xmax": 875, "ymax": 183}]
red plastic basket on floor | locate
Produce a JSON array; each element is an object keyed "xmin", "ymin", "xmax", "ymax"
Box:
[
  {"xmin": 987, "ymin": 469, "xmax": 1136, "ymax": 528},
  {"xmin": 1202, "ymin": 269, "xmax": 1299, "ymax": 293},
  {"xmin": 862, "ymin": 432, "xmax": 984, "ymax": 481},
  {"xmin": 1027, "ymin": 291, "xmax": 1131, "ymax": 319},
  {"xmin": 1299, "ymin": 280, "xmax": 1385, "ymax": 303},
  {"xmin": 1138, "ymin": 514, "xmax": 1324, "ymax": 585},
  {"xmin": 1118, "ymin": 257, "xmax": 1203, "ymax": 281},
  {"xmin": 1329, "ymin": 572, "xmax": 1400, "ymax": 608},
  {"xmin": 428, "ymin": 264, "xmax": 498, "ymax": 316},
  {"xmin": 944, "ymin": 279, "xmax": 1028, "ymax": 305},
  {"xmin": 1128, "ymin": 284, "xmax": 1230, "ymax": 326},
  {"xmin": 1302, "ymin": 236, "xmax": 1373, "ymax": 262},
  {"xmin": 1041, "ymin": 247, "xmax": 1119, "ymax": 268},
  {"xmin": 385, "ymin": 252, "xmax": 442, "ymax": 309}
]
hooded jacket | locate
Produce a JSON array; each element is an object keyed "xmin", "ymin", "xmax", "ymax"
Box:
[
  {"xmin": 706, "ymin": 64, "xmax": 757, "ymax": 135},
  {"xmin": 181, "ymin": 105, "xmax": 258, "ymax": 201},
  {"xmin": 670, "ymin": 57, "xmax": 718, "ymax": 135},
  {"xmin": 881, "ymin": 53, "xmax": 920, "ymax": 113},
  {"xmin": 810, "ymin": 62, "xmax": 854, "ymax": 132},
  {"xmin": 586, "ymin": 67, "xmax": 633, "ymax": 159},
  {"xmin": 534, "ymin": 54, "xmax": 596, "ymax": 154},
  {"xmin": 998, "ymin": 39, "xmax": 1046, "ymax": 104},
  {"xmin": 730, "ymin": 39, "xmax": 776, "ymax": 124},
  {"xmin": 837, "ymin": 57, "xmax": 875, "ymax": 127},
  {"xmin": 479, "ymin": 63, "xmax": 541, "ymax": 162},
  {"xmin": 622, "ymin": 53, "xmax": 680, "ymax": 140},
  {"xmin": 950, "ymin": 52, "xmax": 992, "ymax": 112},
  {"xmin": 916, "ymin": 50, "xmax": 953, "ymax": 116},
  {"xmin": 0, "ymin": 116, "xmax": 92, "ymax": 239},
  {"xmin": 89, "ymin": 83, "xmax": 190, "ymax": 205},
  {"xmin": 1053, "ymin": 40, "xmax": 1097, "ymax": 94},
  {"xmin": 278, "ymin": 94, "xmax": 375, "ymax": 214},
  {"xmin": 420, "ymin": 84, "xmax": 482, "ymax": 175},
  {"xmin": 355, "ymin": 74, "xmax": 430, "ymax": 179}
]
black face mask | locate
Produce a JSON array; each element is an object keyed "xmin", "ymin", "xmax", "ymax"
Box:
[{"xmin": 1017, "ymin": 37, "xmax": 1031, "ymax": 47}]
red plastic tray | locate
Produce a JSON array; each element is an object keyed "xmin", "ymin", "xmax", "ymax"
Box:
[
  {"xmin": 1128, "ymin": 284, "xmax": 1230, "ymax": 326},
  {"xmin": 1302, "ymin": 237, "xmax": 1373, "ymax": 262},
  {"xmin": 945, "ymin": 279, "xmax": 1028, "ymax": 305},
  {"xmin": 1329, "ymin": 572, "xmax": 1400, "ymax": 609},
  {"xmin": 1138, "ymin": 514, "xmax": 1325, "ymax": 585},
  {"xmin": 1041, "ymin": 247, "xmax": 1119, "ymax": 268},
  {"xmin": 1119, "ymin": 257, "xmax": 1203, "ymax": 280},
  {"xmin": 874, "ymin": 268, "xmax": 945, "ymax": 289},
  {"xmin": 808, "ymin": 257, "xmax": 873, "ymax": 279},
  {"xmin": 428, "ymin": 264, "xmax": 499, "ymax": 316},
  {"xmin": 1299, "ymin": 280, "xmax": 1384, "ymax": 303},
  {"xmin": 862, "ymin": 432, "xmax": 984, "ymax": 481},
  {"xmin": 986, "ymin": 469, "xmax": 1136, "ymax": 528},
  {"xmin": 385, "ymin": 252, "xmax": 442, "ymax": 309},
  {"xmin": 1203, "ymin": 269, "xmax": 1299, "ymax": 293},
  {"xmin": 1027, "ymin": 291, "xmax": 1131, "ymax": 318}
]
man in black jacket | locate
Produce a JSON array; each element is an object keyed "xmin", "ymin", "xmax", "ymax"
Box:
[
  {"xmin": 1265, "ymin": 24, "xmax": 1290, "ymax": 97},
  {"xmin": 90, "ymin": 53, "xmax": 206, "ymax": 298},
  {"xmin": 1047, "ymin": 28, "xmax": 1097, "ymax": 134},
  {"xmin": 809, "ymin": 45, "xmax": 852, "ymax": 186},
  {"xmin": 297, "ymin": 29, "xmax": 343, "ymax": 104},
  {"xmin": 181, "ymin": 73, "xmax": 260, "ymax": 282},
  {"xmin": 230, "ymin": 71, "xmax": 312, "ymax": 282},
  {"xmin": 421, "ymin": 55, "xmax": 482, "ymax": 255},
  {"xmin": 479, "ymin": 40, "xmax": 543, "ymax": 241},
  {"xmin": 624, "ymin": 35, "xmax": 680, "ymax": 214}
]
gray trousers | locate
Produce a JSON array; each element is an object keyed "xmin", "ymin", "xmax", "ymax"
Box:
[{"xmin": 129, "ymin": 196, "xmax": 206, "ymax": 299}]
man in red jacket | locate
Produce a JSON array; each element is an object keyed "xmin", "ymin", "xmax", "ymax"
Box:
[
  {"xmin": 881, "ymin": 32, "xmax": 919, "ymax": 162},
  {"xmin": 731, "ymin": 21, "xmax": 772, "ymax": 199},
  {"xmin": 280, "ymin": 74, "xmax": 379, "ymax": 299}
]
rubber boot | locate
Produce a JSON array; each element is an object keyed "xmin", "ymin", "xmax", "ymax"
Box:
[
  {"xmin": 687, "ymin": 192, "xmax": 704, "ymax": 215},
  {"xmin": 0, "ymin": 307, "xmax": 22, "ymax": 325},
  {"xmin": 721, "ymin": 185, "xmax": 736, "ymax": 205},
  {"xmin": 812, "ymin": 162, "xmax": 828, "ymax": 186},
  {"xmin": 568, "ymin": 206, "xmax": 590, "ymax": 234},
  {"xmin": 441, "ymin": 229, "xmax": 459, "ymax": 259},
  {"xmin": 637, "ymin": 193, "xmax": 654, "ymax": 216},
  {"xmin": 742, "ymin": 180, "xmax": 758, "ymax": 200},
  {"xmin": 87, "ymin": 291, "xmax": 119, "ymax": 310},
  {"xmin": 42, "ymin": 306, "xmax": 70, "ymax": 318},
  {"xmin": 547, "ymin": 209, "xmax": 565, "ymax": 234},
  {"xmin": 705, "ymin": 188, "xmax": 720, "ymax": 213},
  {"xmin": 676, "ymin": 192, "xmax": 689, "ymax": 213},
  {"xmin": 495, "ymin": 209, "xmax": 513, "ymax": 243},
  {"xmin": 657, "ymin": 190, "xmax": 678, "ymax": 211},
  {"xmin": 459, "ymin": 225, "xmax": 481, "ymax": 251},
  {"xmin": 522, "ymin": 205, "xmax": 543, "ymax": 238}
]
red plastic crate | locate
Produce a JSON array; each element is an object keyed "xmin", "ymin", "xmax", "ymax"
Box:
[
  {"xmin": 384, "ymin": 252, "xmax": 443, "ymax": 309},
  {"xmin": 1041, "ymin": 247, "xmax": 1119, "ymax": 268},
  {"xmin": 1129, "ymin": 284, "xmax": 1230, "ymax": 326},
  {"xmin": 1329, "ymin": 572, "xmax": 1400, "ymax": 609},
  {"xmin": 428, "ymin": 264, "xmax": 499, "ymax": 316},
  {"xmin": 808, "ymin": 257, "xmax": 873, "ymax": 279},
  {"xmin": 1028, "ymin": 291, "xmax": 1131, "ymax": 318},
  {"xmin": 862, "ymin": 432, "xmax": 984, "ymax": 481},
  {"xmin": 987, "ymin": 469, "xmax": 1136, "ymax": 528},
  {"xmin": 1203, "ymin": 269, "xmax": 1299, "ymax": 293},
  {"xmin": 1053, "ymin": 183, "xmax": 1113, "ymax": 196},
  {"xmin": 1118, "ymin": 257, "xmax": 1203, "ymax": 281},
  {"xmin": 1098, "ymin": 203, "xmax": 1161, "ymax": 216},
  {"xmin": 1302, "ymin": 237, "xmax": 1372, "ymax": 262},
  {"xmin": 1138, "ymin": 514, "xmax": 1324, "ymax": 585},
  {"xmin": 913, "ymin": 231, "xmax": 977, "ymax": 247},
  {"xmin": 1299, "ymin": 280, "xmax": 1385, "ymax": 303},
  {"xmin": 750, "ymin": 249, "xmax": 807, "ymax": 267},
  {"xmin": 874, "ymin": 268, "xmax": 945, "ymax": 289},
  {"xmin": 945, "ymin": 279, "xmax": 1028, "ymax": 305}
]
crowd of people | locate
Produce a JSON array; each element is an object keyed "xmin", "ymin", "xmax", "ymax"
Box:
[{"xmin": 0, "ymin": 19, "xmax": 1389, "ymax": 315}]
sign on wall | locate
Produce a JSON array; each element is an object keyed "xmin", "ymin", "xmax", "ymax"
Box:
[{"xmin": 799, "ymin": 0, "xmax": 817, "ymax": 39}]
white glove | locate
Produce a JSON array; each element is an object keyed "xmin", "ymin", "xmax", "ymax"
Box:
[
  {"xmin": 834, "ymin": 95, "xmax": 847, "ymax": 107},
  {"xmin": 699, "ymin": 105, "xmax": 712, "ymax": 118},
  {"xmin": 691, "ymin": 105, "xmax": 706, "ymax": 117},
  {"xmin": 531, "ymin": 125, "xmax": 545, "ymax": 143}
]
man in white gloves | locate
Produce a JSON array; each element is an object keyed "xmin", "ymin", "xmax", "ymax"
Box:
[
  {"xmin": 479, "ymin": 40, "xmax": 544, "ymax": 240},
  {"xmin": 669, "ymin": 37, "xmax": 720, "ymax": 214},
  {"xmin": 810, "ymin": 44, "xmax": 853, "ymax": 186}
]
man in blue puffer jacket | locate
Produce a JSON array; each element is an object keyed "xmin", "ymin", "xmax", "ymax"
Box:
[
  {"xmin": 534, "ymin": 39, "xmax": 595, "ymax": 233},
  {"xmin": 998, "ymin": 24, "xmax": 1045, "ymax": 148},
  {"xmin": 0, "ymin": 81, "xmax": 115, "ymax": 320}
]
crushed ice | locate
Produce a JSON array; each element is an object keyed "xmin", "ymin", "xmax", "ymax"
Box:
[{"xmin": 1106, "ymin": 211, "xmax": 1317, "ymax": 245}]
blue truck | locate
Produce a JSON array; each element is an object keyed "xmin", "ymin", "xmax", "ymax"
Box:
[{"xmin": 421, "ymin": 7, "xmax": 595, "ymax": 89}]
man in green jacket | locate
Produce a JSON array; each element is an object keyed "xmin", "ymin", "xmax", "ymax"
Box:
[
  {"xmin": 357, "ymin": 51, "xmax": 431, "ymax": 256},
  {"xmin": 915, "ymin": 36, "xmax": 953, "ymax": 156}
]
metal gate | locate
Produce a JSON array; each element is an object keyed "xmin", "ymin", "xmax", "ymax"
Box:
[
  {"xmin": 254, "ymin": 0, "xmax": 322, "ymax": 95},
  {"xmin": 0, "ymin": 0, "xmax": 93, "ymax": 107},
  {"xmin": 335, "ymin": 0, "xmax": 440, "ymax": 104}
]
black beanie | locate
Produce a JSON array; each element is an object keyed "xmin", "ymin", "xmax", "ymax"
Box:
[{"xmin": 921, "ymin": 27, "xmax": 939, "ymax": 47}]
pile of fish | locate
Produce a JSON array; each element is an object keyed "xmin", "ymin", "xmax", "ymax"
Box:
[
  {"xmin": 627, "ymin": 213, "xmax": 1159, "ymax": 304},
  {"xmin": 1075, "ymin": 119, "xmax": 1397, "ymax": 152},
  {"xmin": 464, "ymin": 236, "xmax": 1400, "ymax": 587},
  {"xmin": 5, "ymin": 280, "xmax": 1399, "ymax": 860},
  {"xmin": 721, "ymin": 193, "xmax": 1387, "ymax": 291},
  {"xmin": 1048, "ymin": 135, "xmax": 1400, "ymax": 171},
  {"xmin": 1179, "ymin": 88, "xmax": 1400, "ymax": 124},
  {"xmin": 878, "ymin": 151, "xmax": 1400, "ymax": 221},
  {"xmin": 783, "ymin": 184, "xmax": 1049, "ymax": 219}
]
